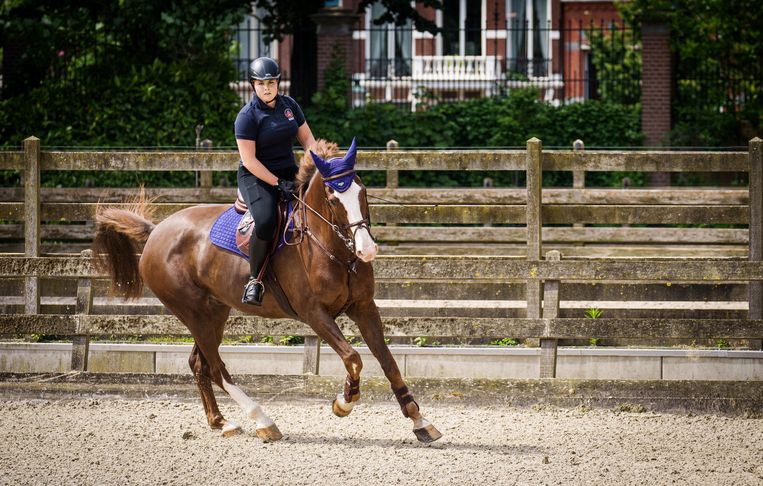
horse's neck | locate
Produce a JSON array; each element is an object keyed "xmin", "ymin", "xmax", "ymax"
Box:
[{"xmin": 301, "ymin": 177, "xmax": 348, "ymax": 256}]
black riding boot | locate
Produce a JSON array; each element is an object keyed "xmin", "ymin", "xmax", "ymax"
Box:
[{"xmin": 242, "ymin": 236, "xmax": 271, "ymax": 305}]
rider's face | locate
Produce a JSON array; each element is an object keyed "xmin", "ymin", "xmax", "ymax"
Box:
[{"xmin": 253, "ymin": 79, "xmax": 278, "ymax": 105}]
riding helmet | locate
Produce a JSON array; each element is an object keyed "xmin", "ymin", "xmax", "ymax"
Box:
[{"xmin": 248, "ymin": 57, "xmax": 281, "ymax": 81}]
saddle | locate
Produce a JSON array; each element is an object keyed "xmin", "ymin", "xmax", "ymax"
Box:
[
  {"xmin": 215, "ymin": 190, "xmax": 299, "ymax": 320},
  {"xmin": 233, "ymin": 189, "xmax": 298, "ymax": 257}
]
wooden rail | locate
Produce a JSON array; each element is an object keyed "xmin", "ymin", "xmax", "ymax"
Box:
[{"xmin": 0, "ymin": 136, "xmax": 761, "ymax": 378}]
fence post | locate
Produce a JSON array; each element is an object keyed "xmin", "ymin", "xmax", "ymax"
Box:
[
  {"xmin": 540, "ymin": 250, "xmax": 561, "ymax": 378},
  {"xmin": 24, "ymin": 136, "xmax": 41, "ymax": 315},
  {"xmin": 195, "ymin": 125, "xmax": 213, "ymax": 188},
  {"xmin": 572, "ymin": 140, "xmax": 585, "ymax": 231},
  {"xmin": 303, "ymin": 335, "xmax": 321, "ymax": 375},
  {"xmin": 526, "ymin": 138, "xmax": 543, "ymax": 321},
  {"xmin": 386, "ymin": 139, "xmax": 399, "ymax": 189},
  {"xmin": 71, "ymin": 249, "xmax": 93, "ymax": 371},
  {"xmin": 572, "ymin": 139, "xmax": 585, "ymax": 189},
  {"xmin": 749, "ymin": 137, "xmax": 763, "ymax": 350}
]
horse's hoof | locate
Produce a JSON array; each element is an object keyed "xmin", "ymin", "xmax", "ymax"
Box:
[
  {"xmin": 332, "ymin": 398, "xmax": 353, "ymax": 417},
  {"xmin": 413, "ymin": 424, "xmax": 443, "ymax": 443},
  {"xmin": 255, "ymin": 423, "xmax": 283, "ymax": 442},
  {"xmin": 222, "ymin": 421, "xmax": 242, "ymax": 438}
]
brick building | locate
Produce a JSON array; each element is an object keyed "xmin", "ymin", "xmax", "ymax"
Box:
[{"xmin": 233, "ymin": 0, "xmax": 626, "ymax": 109}]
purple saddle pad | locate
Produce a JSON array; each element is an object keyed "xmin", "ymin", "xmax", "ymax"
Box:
[{"xmin": 209, "ymin": 205, "xmax": 294, "ymax": 260}]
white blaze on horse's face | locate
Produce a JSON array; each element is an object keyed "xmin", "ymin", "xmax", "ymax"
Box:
[{"xmin": 332, "ymin": 182, "xmax": 378, "ymax": 262}]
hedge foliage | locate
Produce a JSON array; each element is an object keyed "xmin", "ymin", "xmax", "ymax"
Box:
[
  {"xmin": 0, "ymin": 1, "xmax": 248, "ymax": 149},
  {"xmin": 306, "ymin": 52, "xmax": 643, "ymax": 150}
]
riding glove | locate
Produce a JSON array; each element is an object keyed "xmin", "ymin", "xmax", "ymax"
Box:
[{"xmin": 276, "ymin": 179, "xmax": 297, "ymax": 200}]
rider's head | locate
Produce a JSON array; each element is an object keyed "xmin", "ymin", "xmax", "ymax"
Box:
[{"xmin": 248, "ymin": 57, "xmax": 281, "ymax": 105}]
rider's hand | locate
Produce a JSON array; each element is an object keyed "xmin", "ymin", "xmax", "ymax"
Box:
[{"xmin": 276, "ymin": 179, "xmax": 297, "ymax": 201}]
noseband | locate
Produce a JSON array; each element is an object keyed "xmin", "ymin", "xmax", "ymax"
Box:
[{"xmin": 285, "ymin": 173, "xmax": 375, "ymax": 274}]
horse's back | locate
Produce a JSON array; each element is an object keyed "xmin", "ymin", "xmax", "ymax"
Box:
[{"xmin": 140, "ymin": 204, "xmax": 245, "ymax": 295}]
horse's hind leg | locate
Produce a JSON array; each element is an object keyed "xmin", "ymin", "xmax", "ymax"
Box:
[
  {"xmin": 168, "ymin": 290, "xmax": 281, "ymax": 441},
  {"xmin": 178, "ymin": 300, "xmax": 242, "ymax": 436},
  {"xmin": 346, "ymin": 300, "xmax": 442, "ymax": 443},
  {"xmin": 188, "ymin": 343, "xmax": 230, "ymax": 433}
]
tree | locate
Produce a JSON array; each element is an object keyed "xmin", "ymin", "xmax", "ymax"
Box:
[
  {"xmin": 252, "ymin": 0, "xmax": 442, "ymax": 42},
  {"xmin": 618, "ymin": 0, "xmax": 762, "ymax": 144},
  {"xmin": 0, "ymin": 0, "xmax": 251, "ymax": 146}
]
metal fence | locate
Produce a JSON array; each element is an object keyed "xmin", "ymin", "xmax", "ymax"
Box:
[
  {"xmin": 229, "ymin": 21, "xmax": 641, "ymax": 110},
  {"xmin": 350, "ymin": 21, "xmax": 642, "ymax": 110}
]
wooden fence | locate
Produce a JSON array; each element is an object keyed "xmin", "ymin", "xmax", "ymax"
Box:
[{"xmin": 0, "ymin": 136, "xmax": 761, "ymax": 378}]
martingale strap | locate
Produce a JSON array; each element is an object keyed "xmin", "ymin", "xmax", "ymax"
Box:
[
  {"xmin": 344, "ymin": 375, "xmax": 361, "ymax": 402},
  {"xmin": 393, "ymin": 385, "xmax": 419, "ymax": 418}
]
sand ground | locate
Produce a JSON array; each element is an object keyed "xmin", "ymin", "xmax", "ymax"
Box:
[{"xmin": 0, "ymin": 397, "xmax": 761, "ymax": 485}]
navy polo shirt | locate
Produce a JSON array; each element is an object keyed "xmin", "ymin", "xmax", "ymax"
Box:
[{"xmin": 235, "ymin": 95, "xmax": 306, "ymax": 170}]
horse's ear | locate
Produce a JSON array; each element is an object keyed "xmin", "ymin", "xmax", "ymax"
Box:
[
  {"xmin": 310, "ymin": 150, "xmax": 331, "ymax": 177},
  {"xmin": 343, "ymin": 137, "xmax": 357, "ymax": 167}
]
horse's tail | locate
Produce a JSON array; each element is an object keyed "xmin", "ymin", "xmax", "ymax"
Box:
[{"xmin": 92, "ymin": 190, "xmax": 156, "ymax": 299}]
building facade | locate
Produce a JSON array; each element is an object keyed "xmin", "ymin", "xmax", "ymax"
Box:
[{"xmin": 232, "ymin": 1, "xmax": 624, "ymax": 109}]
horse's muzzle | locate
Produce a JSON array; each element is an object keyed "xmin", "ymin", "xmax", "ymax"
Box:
[{"xmin": 357, "ymin": 243, "xmax": 378, "ymax": 262}]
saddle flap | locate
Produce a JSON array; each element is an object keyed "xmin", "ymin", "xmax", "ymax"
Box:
[
  {"xmin": 235, "ymin": 211, "xmax": 255, "ymax": 255},
  {"xmin": 233, "ymin": 200, "xmax": 295, "ymax": 258}
]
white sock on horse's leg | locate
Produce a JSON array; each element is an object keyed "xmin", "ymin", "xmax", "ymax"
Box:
[
  {"xmin": 222, "ymin": 378, "xmax": 275, "ymax": 429},
  {"xmin": 334, "ymin": 393, "xmax": 355, "ymax": 413}
]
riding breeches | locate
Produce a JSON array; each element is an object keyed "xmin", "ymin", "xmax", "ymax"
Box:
[{"xmin": 237, "ymin": 164, "xmax": 298, "ymax": 241}]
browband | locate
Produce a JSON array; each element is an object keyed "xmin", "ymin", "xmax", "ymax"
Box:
[{"xmin": 322, "ymin": 169, "xmax": 355, "ymax": 182}]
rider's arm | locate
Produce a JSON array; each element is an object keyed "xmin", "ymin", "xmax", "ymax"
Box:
[
  {"xmin": 236, "ymin": 139, "xmax": 279, "ymax": 186},
  {"xmin": 296, "ymin": 121, "xmax": 316, "ymax": 152}
]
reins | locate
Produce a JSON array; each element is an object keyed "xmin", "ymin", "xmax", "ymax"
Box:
[{"xmin": 283, "ymin": 185, "xmax": 372, "ymax": 274}]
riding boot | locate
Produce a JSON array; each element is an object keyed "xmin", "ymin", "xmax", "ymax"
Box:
[{"xmin": 242, "ymin": 236, "xmax": 271, "ymax": 306}]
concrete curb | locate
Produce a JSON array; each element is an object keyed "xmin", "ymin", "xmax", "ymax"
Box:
[{"xmin": 2, "ymin": 343, "xmax": 762, "ymax": 381}]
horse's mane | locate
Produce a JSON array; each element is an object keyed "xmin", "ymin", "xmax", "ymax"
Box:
[{"xmin": 296, "ymin": 139, "xmax": 339, "ymax": 190}]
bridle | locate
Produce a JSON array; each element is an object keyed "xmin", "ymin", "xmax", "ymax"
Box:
[{"xmin": 284, "ymin": 170, "xmax": 375, "ymax": 274}]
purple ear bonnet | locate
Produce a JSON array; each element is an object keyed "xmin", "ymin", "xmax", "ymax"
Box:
[{"xmin": 309, "ymin": 138, "xmax": 357, "ymax": 193}]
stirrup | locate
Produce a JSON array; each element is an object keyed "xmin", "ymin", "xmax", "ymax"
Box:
[{"xmin": 242, "ymin": 277, "xmax": 265, "ymax": 306}]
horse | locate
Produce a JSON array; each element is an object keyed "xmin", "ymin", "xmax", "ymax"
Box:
[{"xmin": 92, "ymin": 139, "xmax": 442, "ymax": 443}]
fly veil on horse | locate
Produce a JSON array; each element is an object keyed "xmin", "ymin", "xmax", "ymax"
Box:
[{"xmin": 93, "ymin": 139, "xmax": 442, "ymax": 443}]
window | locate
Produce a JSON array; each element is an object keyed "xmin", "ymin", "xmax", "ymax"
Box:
[
  {"xmin": 368, "ymin": 2, "xmax": 412, "ymax": 77},
  {"xmin": 507, "ymin": 0, "xmax": 550, "ymax": 76},
  {"xmin": 442, "ymin": 0, "xmax": 482, "ymax": 56},
  {"xmin": 233, "ymin": 8, "xmax": 269, "ymax": 79}
]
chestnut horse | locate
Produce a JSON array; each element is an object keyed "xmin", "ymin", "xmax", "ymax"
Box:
[{"xmin": 93, "ymin": 140, "xmax": 442, "ymax": 443}]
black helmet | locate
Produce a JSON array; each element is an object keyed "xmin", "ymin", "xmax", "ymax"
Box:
[{"xmin": 248, "ymin": 57, "xmax": 281, "ymax": 81}]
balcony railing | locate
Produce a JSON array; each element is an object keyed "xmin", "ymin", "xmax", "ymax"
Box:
[{"xmin": 412, "ymin": 56, "xmax": 500, "ymax": 81}]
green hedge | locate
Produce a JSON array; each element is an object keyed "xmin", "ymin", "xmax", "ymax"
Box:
[
  {"xmin": 0, "ymin": 59, "xmax": 241, "ymax": 149},
  {"xmin": 305, "ymin": 92, "xmax": 644, "ymax": 188}
]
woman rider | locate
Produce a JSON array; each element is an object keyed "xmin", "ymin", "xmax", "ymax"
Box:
[{"xmin": 235, "ymin": 57, "xmax": 316, "ymax": 305}]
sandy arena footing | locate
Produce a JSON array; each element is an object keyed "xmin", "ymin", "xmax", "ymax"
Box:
[{"xmin": 1, "ymin": 396, "xmax": 762, "ymax": 485}]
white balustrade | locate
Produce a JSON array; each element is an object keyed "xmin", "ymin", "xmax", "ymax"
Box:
[{"xmin": 412, "ymin": 56, "xmax": 500, "ymax": 80}]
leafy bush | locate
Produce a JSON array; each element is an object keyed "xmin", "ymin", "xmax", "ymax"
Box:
[
  {"xmin": 0, "ymin": 1, "xmax": 247, "ymax": 149},
  {"xmin": 307, "ymin": 48, "xmax": 643, "ymax": 152}
]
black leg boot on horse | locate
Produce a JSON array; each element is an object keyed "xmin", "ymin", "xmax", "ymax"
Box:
[{"xmin": 242, "ymin": 235, "xmax": 272, "ymax": 305}]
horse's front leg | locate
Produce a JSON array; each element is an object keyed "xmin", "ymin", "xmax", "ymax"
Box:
[
  {"xmin": 304, "ymin": 307, "xmax": 363, "ymax": 416},
  {"xmin": 346, "ymin": 300, "xmax": 443, "ymax": 443}
]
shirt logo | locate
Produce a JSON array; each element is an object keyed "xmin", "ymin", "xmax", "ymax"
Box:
[{"xmin": 284, "ymin": 108, "xmax": 294, "ymax": 121}]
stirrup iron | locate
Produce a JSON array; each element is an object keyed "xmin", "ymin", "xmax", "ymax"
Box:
[{"xmin": 242, "ymin": 277, "xmax": 265, "ymax": 306}]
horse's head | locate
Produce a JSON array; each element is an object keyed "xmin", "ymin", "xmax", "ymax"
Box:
[{"xmin": 305, "ymin": 138, "xmax": 378, "ymax": 262}]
